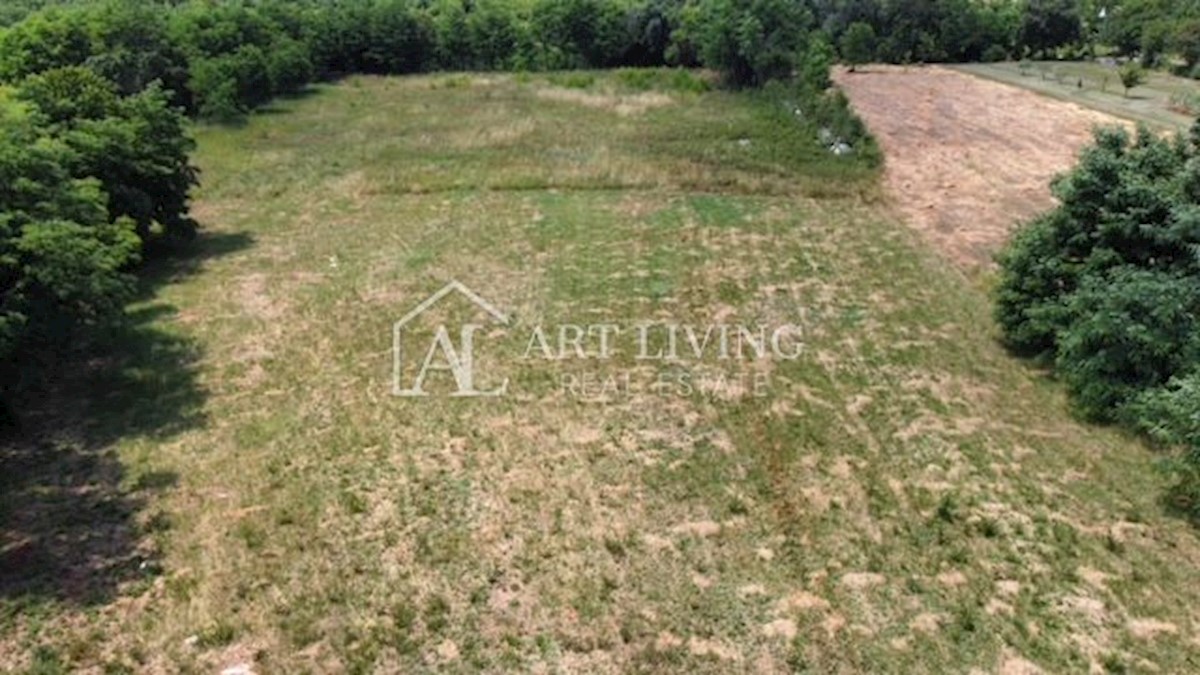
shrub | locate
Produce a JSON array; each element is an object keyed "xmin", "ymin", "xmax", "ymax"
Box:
[
  {"xmin": 529, "ymin": 0, "xmax": 629, "ymax": 69},
  {"xmin": 0, "ymin": 113, "xmax": 140, "ymax": 368},
  {"xmin": 1124, "ymin": 374, "xmax": 1200, "ymax": 516},
  {"xmin": 16, "ymin": 64, "xmax": 119, "ymax": 125},
  {"xmin": 84, "ymin": 1, "xmax": 191, "ymax": 103},
  {"xmin": 839, "ymin": 22, "xmax": 876, "ymax": 71},
  {"xmin": 997, "ymin": 120, "xmax": 1200, "ymax": 513},
  {"xmin": 1119, "ymin": 61, "xmax": 1145, "ymax": 97},
  {"xmin": 684, "ymin": 0, "xmax": 814, "ymax": 86},
  {"xmin": 0, "ymin": 8, "xmax": 91, "ymax": 83},
  {"xmin": 1056, "ymin": 269, "xmax": 1200, "ymax": 420},
  {"xmin": 465, "ymin": 2, "xmax": 522, "ymax": 70},
  {"xmin": 266, "ymin": 37, "xmax": 314, "ymax": 96},
  {"xmin": 18, "ymin": 68, "xmax": 199, "ymax": 243},
  {"xmin": 363, "ymin": 1, "xmax": 436, "ymax": 74}
]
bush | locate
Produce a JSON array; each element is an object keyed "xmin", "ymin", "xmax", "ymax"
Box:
[
  {"xmin": 267, "ymin": 38, "xmax": 313, "ymax": 96},
  {"xmin": 0, "ymin": 112, "xmax": 140, "ymax": 369},
  {"xmin": 997, "ymin": 125, "xmax": 1200, "ymax": 353},
  {"xmin": 363, "ymin": 1, "xmax": 437, "ymax": 74},
  {"xmin": 18, "ymin": 67, "xmax": 198, "ymax": 243},
  {"xmin": 0, "ymin": 8, "xmax": 91, "ymax": 82},
  {"xmin": 529, "ymin": 0, "xmax": 629, "ymax": 69},
  {"xmin": 1119, "ymin": 61, "xmax": 1145, "ymax": 97},
  {"xmin": 84, "ymin": 1, "xmax": 191, "ymax": 104},
  {"xmin": 1124, "ymin": 374, "xmax": 1200, "ymax": 515},
  {"xmin": 1056, "ymin": 270, "xmax": 1200, "ymax": 420},
  {"xmin": 683, "ymin": 0, "xmax": 814, "ymax": 86},
  {"xmin": 840, "ymin": 22, "xmax": 876, "ymax": 71},
  {"xmin": 465, "ymin": 2, "xmax": 522, "ymax": 70},
  {"xmin": 996, "ymin": 120, "xmax": 1200, "ymax": 513}
]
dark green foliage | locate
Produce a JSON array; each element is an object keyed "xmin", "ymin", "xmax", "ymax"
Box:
[
  {"xmin": 1101, "ymin": 0, "xmax": 1200, "ymax": 67},
  {"xmin": 829, "ymin": 0, "xmax": 1019, "ymax": 64},
  {"xmin": 1125, "ymin": 374, "xmax": 1200, "ymax": 513},
  {"xmin": 83, "ymin": 1, "xmax": 190, "ymax": 103},
  {"xmin": 1019, "ymin": 0, "xmax": 1082, "ymax": 58},
  {"xmin": 528, "ymin": 0, "xmax": 629, "ymax": 69},
  {"xmin": 996, "ymin": 126, "xmax": 1200, "ymax": 354},
  {"xmin": 683, "ymin": 0, "xmax": 814, "ymax": 86},
  {"xmin": 0, "ymin": 108, "xmax": 140, "ymax": 367},
  {"xmin": 1056, "ymin": 270, "xmax": 1200, "ymax": 419},
  {"xmin": 0, "ymin": 64, "xmax": 196, "ymax": 410},
  {"xmin": 982, "ymin": 44, "xmax": 1009, "ymax": 62},
  {"xmin": 362, "ymin": 1, "xmax": 436, "ymax": 74},
  {"xmin": 464, "ymin": 2, "xmax": 523, "ymax": 70},
  {"xmin": 17, "ymin": 67, "xmax": 198, "ymax": 242},
  {"xmin": 16, "ymin": 63, "xmax": 118, "ymax": 124},
  {"xmin": 840, "ymin": 21, "xmax": 876, "ymax": 70},
  {"xmin": 1119, "ymin": 61, "xmax": 1145, "ymax": 96},
  {"xmin": 996, "ymin": 122, "xmax": 1200, "ymax": 516},
  {"xmin": 266, "ymin": 38, "xmax": 314, "ymax": 96},
  {"xmin": 1126, "ymin": 374, "xmax": 1200, "ymax": 451},
  {"xmin": 0, "ymin": 8, "xmax": 90, "ymax": 81},
  {"xmin": 1172, "ymin": 19, "xmax": 1200, "ymax": 71}
]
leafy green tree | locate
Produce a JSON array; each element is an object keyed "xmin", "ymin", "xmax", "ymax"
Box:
[
  {"xmin": 432, "ymin": 0, "xmax": 473, "ymax": 70},
  {"xmin": 0, "ymin": 111, "xmax": 140, "ymax": 367},
  {"xmin": 799, "ymin": 32, "xmax": 835, "ymax": 90},
  {"xmin": 465, "ymin": 2, "xmax": 522, "ymax": 70},
  {"xmin": 363, "ymin": 0, "xmax": 436, "ymax": 74},
  {"xmin": 997, "ymin": 121, "xmax": 1200, "ymax": 509},
  {"xmin": 84, "ymin": 1, "xmax": 191, "ymax": 104},
  {"xmin": 840, "ymin": 21, "xmax": 876, "ymax": 71},
  {"xmin": 1170, "ymin": 19, "xmax": 1200, "ymax": 70},
  {"xmin": 188, "ymin": 58, "xmax": 245, "ymax": 122},
  {"xmin": 1056, "ymin": 269, "xmax": 1200, "ymax": 419},
  {"xmin": 266, "ymin": 37, "xmax": 313, "ymax": 95},
  {"xmin": 685, "ymin": 0, "xmax": 814, "ymax": 86},
  {"xmin": 623, "ymin": 0, "xmax": 677, "ymax": 67},
  {"xmin": 15, "ymin": 62, "xmax": 118, "ymax": 124},
  {"xmin": 0, "ymin": 8, "xmax": 91, "ymax": 82},
  {"xmin": 997, "ymin": 125, "xmax": 1200, "ymax": 355},
  {"xmin": 18, "ymin": 67, "xmax": 198, "ymax": 243},
  {"xmin": 1119, "ymin": 60, "xmax": 1145, "ymax": 96},
  {"xmin": 1019, "ymin": 0, "xmax": 1083, "ymax": 57},
  {"xmin": 529, "ymin": 0, "xmax": 629, "ymax": 69}
]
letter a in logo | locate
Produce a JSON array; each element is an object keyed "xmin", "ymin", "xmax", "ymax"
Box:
[{"xmin": 393, "ymin": 281, "xmax": 509, "ymax": 397}]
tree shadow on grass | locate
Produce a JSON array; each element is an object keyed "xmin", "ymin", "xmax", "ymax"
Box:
[{"xmin": 0, "ymin": 231, "xmax": 252, "ymax": 608}]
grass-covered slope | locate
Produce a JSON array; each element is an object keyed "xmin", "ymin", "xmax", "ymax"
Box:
[{"xmin": 4, "ymin": 72, "xmax": 1200, "ymax": 673}]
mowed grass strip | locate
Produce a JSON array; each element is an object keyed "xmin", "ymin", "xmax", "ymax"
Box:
[
  {"xmin": 4, "ymin": 71, "xmax": 1200, "ymax": 674},
  {"xmin": 954, "ymin": 60, "xmax": 1200, "ymax": 131}
]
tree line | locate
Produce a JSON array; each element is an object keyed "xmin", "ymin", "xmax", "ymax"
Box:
[
  {"xmin": 0, "ymin": 0, "xmax": 1194, "ymax": 421},
  {"xmin": 0, "ymin": 0, "xmax": 860, "ymax": 419}
]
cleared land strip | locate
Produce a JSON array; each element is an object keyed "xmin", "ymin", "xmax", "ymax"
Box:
[{"xmin": 834, "ymin": 64, "xmax": 1126, "ymax": 268}]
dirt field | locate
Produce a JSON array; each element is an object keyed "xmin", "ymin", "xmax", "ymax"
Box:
[{"xmin": 834, "ymin": 65, "xmax": 1126, "ymax": 268}]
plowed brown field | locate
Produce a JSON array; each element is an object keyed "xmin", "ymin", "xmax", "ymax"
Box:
[{"xmin": 834, "ymin": 65, "xmax": 1127, "ymax": 267}]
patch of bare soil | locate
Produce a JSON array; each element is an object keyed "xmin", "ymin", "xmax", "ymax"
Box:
[{"xmin": 834, "ymin": 65, "xmax": 1126, "ymax": 267}]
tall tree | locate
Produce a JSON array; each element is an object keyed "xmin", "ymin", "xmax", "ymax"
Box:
[
  {"xmin": 840, "ymin": 20, "xmax": 876, "ymax": 71},
  {"xmin": 1020, "ymin": 0, "xmax": 1083, "ymax": 57}
]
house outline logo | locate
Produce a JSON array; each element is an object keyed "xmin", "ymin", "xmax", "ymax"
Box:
[{"xmin": 392, "ymin": 280, "xmax": 509, "ymax": 397}]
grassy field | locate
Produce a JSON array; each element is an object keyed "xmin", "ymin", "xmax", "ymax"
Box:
[
  {"xmin": 5, "ymin": 70, "xmax": 1200, "ymax": 673},
  {"xmin": 954, "ymin": 61, "xmax": 1200, "ymax": 131}
]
